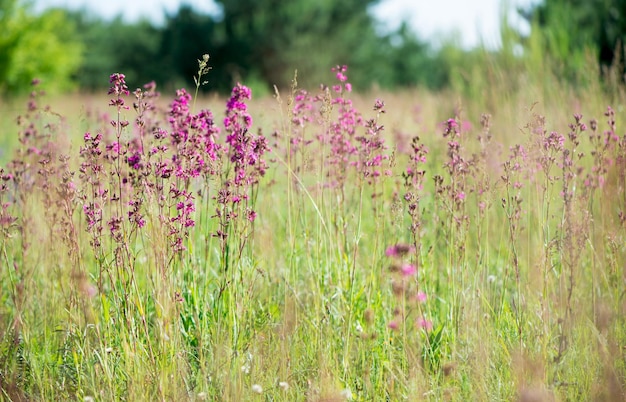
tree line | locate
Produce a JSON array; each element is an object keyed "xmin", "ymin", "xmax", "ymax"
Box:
[{"xmin": 1, "ymin": 0, "xmax": 625, "ymax": 95}]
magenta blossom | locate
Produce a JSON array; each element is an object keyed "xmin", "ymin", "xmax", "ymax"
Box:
[
  {"xmin": 417, "ymin": 317, "xmax": 433, "ymax": 331},
  {"xmin": 385, "ymin": 243, "xmax": 414, "ymax": 257},
  {"xmin": 415, "ymin": 291, "xmax": 427, "ymax": 303},
  {"xmin": 400, "ymin": 264, "xmax": 417, "ymax": 276}
]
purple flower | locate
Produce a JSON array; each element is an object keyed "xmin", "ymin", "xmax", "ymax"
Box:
[
  {"xmin": 417, "ymin": 317, "xmax": 433, "ymax": 331},
  {"xmin": 108, "ymin": 73, "xmax": 130, "ymax": 112},
  {"xmin": 543, "ymin": 131, "xmax": 565, "ymax": 151},
  {"xmin": 127, "ymin": 151, "xmax": 142, "ymax": 169},
  {"xmin": 385, "ymin": 243, "xmax": 414, "ymax": 257},
  {"xmin": 400, "ymin": 264, "xmax": 417, "ymax": 276},
  {"xmin": 373, "ymin": 99, "xmax": 385, "ymax": 112},
  {"xmin": 224, "ymin": 83, "xmax": 269, "ymax": 189},
  {"xmin": 108, "ymin": 73, "xmax": 130, "ymax": 97}
]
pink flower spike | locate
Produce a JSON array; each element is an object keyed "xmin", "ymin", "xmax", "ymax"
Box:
[
  {"xmin": 401, "ymin": 264, "xmax": 417, "ymax": 276},
  {"xmin": 385, "ymin": 243, "xmax": 413, "ymax": 257},
  {"xmin": 385, "ymin": 245, "xmax": 398, "ymax": 257},
  {"xmin": 417, "ymin": 317, "xmax": 433, "ymax": 331},
  {"xmin": 388, "ymin": 320, "xmax": 399, "ymax": 331},
  {"xmin": 416, "ymin": 291, "xmax": 427, "ymax": 303}
]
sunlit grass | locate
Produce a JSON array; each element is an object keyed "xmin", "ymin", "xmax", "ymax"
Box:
[{"xmin": 0, "ymin": 68, "xmax": 624, "ymax": 401}]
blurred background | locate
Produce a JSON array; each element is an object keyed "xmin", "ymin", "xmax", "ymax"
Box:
[{"xmin": 1, "ymin": 0, "xmax": 625, "ymax": 96}]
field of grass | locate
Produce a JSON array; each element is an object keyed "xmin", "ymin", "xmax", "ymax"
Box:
[{"xmin": 0, "ymin": 65, "xmax": 625, "ymax": 401}]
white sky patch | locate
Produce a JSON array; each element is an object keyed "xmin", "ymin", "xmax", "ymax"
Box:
[
  {"xmin": 370, "ymin": 0, "xmax": 538, "ymax": 49},
  {"xmin": 33, "ymin": 0, "xmax": 220, "ymax": 23}
]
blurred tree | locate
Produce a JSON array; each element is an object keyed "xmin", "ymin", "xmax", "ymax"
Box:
[
  {"xmin": 66, "ymin": 6, "xmax": 225, "ymax": 92},
  {"xmin": 384, "ymin": 22, "xmax": 449, "ymax": 90},
  {"xmin": 66, "ymin": 11, "xmax": 162, "ymax": 90},
  {"xmin": 0, "ymin": 0, "xmax": 82, "ymax": 95},
  {"xmin": 519, "ymin": 0, "xmax": 626, "ymax": 82},
  {"xmin": 158, "ymin": 5, "xmax": 225, "ymax": 92},
  {"xmin": 18, "ymin": 1, "xmax": 450, "ymax": 94},
  {"xmin": 216, "ymin": 0, "xmax": 403, "ymax": 90},
  {"xmin": 155, "ymin": 2, "xmax": 446, "ymax": 93}
]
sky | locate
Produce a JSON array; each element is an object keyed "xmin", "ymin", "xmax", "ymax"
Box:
[{"xmin": 33, "ymin": 0, "xmax": 540, "ymax": 49}]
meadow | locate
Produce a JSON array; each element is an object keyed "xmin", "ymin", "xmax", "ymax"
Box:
[{"xmin": 0, "ymin": 61, "xmax": 625, "ymax": 401}]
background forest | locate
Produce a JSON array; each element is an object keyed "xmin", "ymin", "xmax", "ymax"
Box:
[{"xmin": 1, "ymin": 0, "xmax": 625, "ymax": 96}]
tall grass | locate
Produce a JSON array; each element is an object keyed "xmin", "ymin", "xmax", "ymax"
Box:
[{"xmin": 0, "ymin": 60, "xmax": 624, "ymax": 401}]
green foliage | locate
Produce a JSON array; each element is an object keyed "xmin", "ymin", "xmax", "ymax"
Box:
[
  {"xmin": 45, "ymin": 1, "xmax": 448, "ymax": 93},
  {"xmin": 377, "ymin": 22, "xmax": 450, "ymax": 90},
  {"xmin": 66, "ymin": 11, "xmax": 162, "ymax": 90},
  {"xmin": 519, "ymin": 0, "xmax": 626, "ymax": 83},
  {"xmin": 215, "ymin": 0, "xmax": 383, "ymax": 89},
  {"xmin": 211, "ymin": 0, "xmax": 447, "ymax": 91},
  {"xmin": 0, "ymin": 0, "xmax": 82, "ymax": 95},
  {"xmin": 158, "ymin": 6, "xmax": 224, "ymax": 91}
]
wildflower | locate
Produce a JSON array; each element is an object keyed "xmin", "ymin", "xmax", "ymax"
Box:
[
  {"xmin": 417, "ymin": 317, "xmax": 433, "ymax": 331},
  {"xmin": 479, "ymin": 201, "xmax": 486, "ymax": 212},
  {"xmin": 385, "ymin": 243, "xmax": 413, "ymax": 257},
  {"xmin": 108, "ymin": 73, "xmax": 130, "ymax": 97},
  {"xmin": 82, "ymin": 283, "xmax": 97, "ymax": 298},
  {"xmin": 241, "ymin": 363, "xmax": 250, "ymax": 374},
  {"xmin": 443, "ymin": 118, "xmax": 458, "ymax": 137},
  {"xmin": 416, "ymin": 291, "xmax": 427, "ymax": 303},
  {"xmin": 388, "ymin": 320, "xmax": 399, "ymax": 331},
  {"xmin": 127, "ymin": 151, "xmax": 142, "ymax": 170},
  {"xmin": 543, "ymin": 131, "xmax": 565, "ymax": 151},
  {"xmin": 400, "ymin": 263, "xmax": 417, "ymax": 276},
  {"xmin": 278, "ymin": 381, "xmax": 289, "ymax": 391},
  {"xmin": 251, "ymin": 384, "xmax": 263, "ymax": 394},
  {"xmin": 224, "ymin": 83, "xmax": 268, "ymax": 188},
  {"xmin": 373, "ymin": 99, "xmax": 385, "ymax": 112},
  {"xmin": 107, "ymin": 141, "xmax": 121, "ymax": 155}
]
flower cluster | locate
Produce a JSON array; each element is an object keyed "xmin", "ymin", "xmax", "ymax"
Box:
[
  {"xmin": 357, "ymin": 99, "xmax": 389, "ymax": 185},
  {"xmin": 224, "ymin": 84, "xmax": 268, "ymax": 187},
  {"xmin": 402, "ymin": 136, "xmax": 429, "ymax": 243},
  {"xmin": 0, "ymin": 169, "xmax": 17, "ymax": 232},
  {"xmin": 325, "ymin": 67, "xmax": 361, "ymax": 188},
  {"xmin": 384, "ymin": 243, "xmax": 431, "ymax": 332},
  {"xmin": 222, "ymin": 84, "xmax": 269, "ymax": 205},
  {"xmin": 168, "ymin": 89, "xmax": 222, "ymax": 182},
  {"xmin": 434, "ymin": 117, "xmax": 475, "ymax": 234}
]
